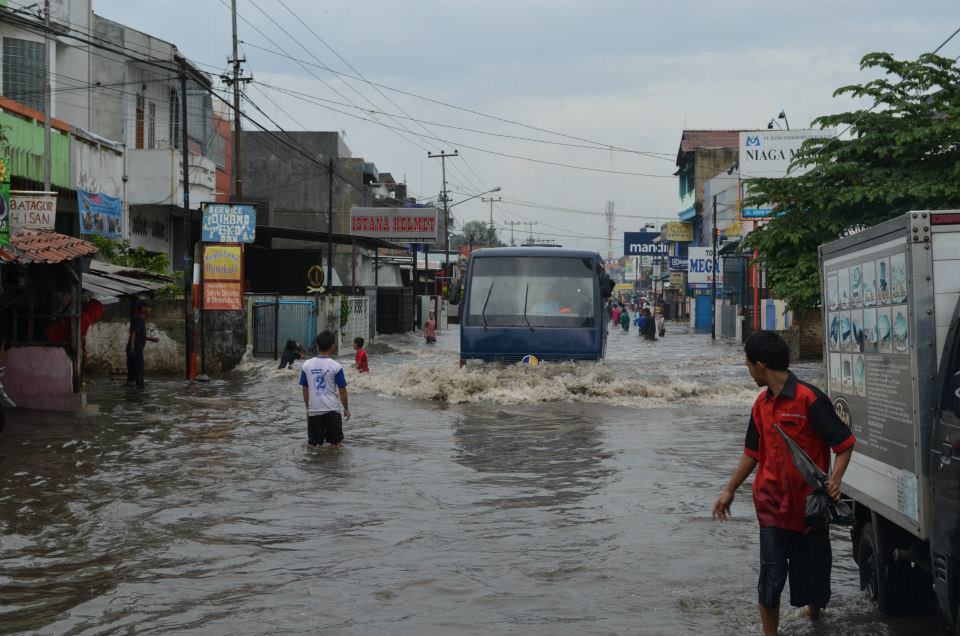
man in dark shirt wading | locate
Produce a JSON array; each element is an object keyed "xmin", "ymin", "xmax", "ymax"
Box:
[
  {"xmin": 713, "ymin": 331, "xmax": 855, "ymax": 636},
  {"xmin": 127, "ymin": 301, "xmax": 159, "ymax": 387}
]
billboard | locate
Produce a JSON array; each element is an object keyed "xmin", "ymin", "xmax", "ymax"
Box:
[
  {"xmin": 203, "ymin": 244, "xmax": 243, "ymax": 310},
  {"xmin": 687, "ymin": 247, "xmax": 718, "ymax": 290},
  {"xmin": 624, "ymin": 232, "xmax": 668, "ymax": 257},
  {"xmin": 739, "ymin": 129, "xmax": 835, "ymax": 179},
  {"xmin": 202, "ymin": 203, "xmax": 256, "ymax": 243},
  {"xmin": 664, "ymin": 221, "xmax": 693, "ymax": 242},
  {"xmin": 10, "ymin": 191, "xmax": 56, "ymax": 230},
  {"xmin": 351, "ymin": 207, "xmax": 439, "ymax": 242},
  {"xmin": 79, "ymin": 188, "xmax": 122, "ymax": 238}
]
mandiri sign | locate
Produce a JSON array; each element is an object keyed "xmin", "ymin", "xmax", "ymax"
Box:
[
  {"xmin": 623, "ymin": 231, "xmax": 668, "ymax": 257},
  {"xmin": 350, "ymin": 207, "xmax": 439, "ymax": 242},
  {"xmin": 202, "ymin": 203, "xmax": 256, "ymax": 243}
]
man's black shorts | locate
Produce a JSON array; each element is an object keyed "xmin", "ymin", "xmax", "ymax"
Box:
[
  {"xmin": 307, "ymin": 411, "xmax": 344, "ymax": 445},
  {"xmin": 758, "ymin": 526, "xmax": 831, "ymax": 609}
]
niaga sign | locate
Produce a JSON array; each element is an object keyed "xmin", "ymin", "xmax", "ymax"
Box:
[
  {"xmin": 623, "ymin": 232, "xmax": 668, "ymax": 257},
  {"xmin": 739, "ymin": 129, "xmax": 835, "ymax": 179},
  {"xmin": 350, "ymin": 207, "xmax": 439, "ymax": 242}
]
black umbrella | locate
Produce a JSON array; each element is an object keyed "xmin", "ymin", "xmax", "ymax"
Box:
[{"xmin": 775, "ymin": 425, "xmax": 853, "ymax": 526}]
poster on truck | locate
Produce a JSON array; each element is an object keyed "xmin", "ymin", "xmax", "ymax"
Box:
[{"xmin": 824, "ymin": 241, "xmax": 917, "ymax": 520}]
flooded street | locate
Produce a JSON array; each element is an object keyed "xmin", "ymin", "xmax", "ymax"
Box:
[{"xmin": 0, "ymin": 324, "xmax": 944, "ymax": 634}]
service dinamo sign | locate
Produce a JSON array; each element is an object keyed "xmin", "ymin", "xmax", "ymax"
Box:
[
  {"xmin": 350, "ymin": 207, "xmax": 439, "ymax": 242},
  {"xmin": 202, "ymin": 203, "xmax": 256, "ymax": 243}
]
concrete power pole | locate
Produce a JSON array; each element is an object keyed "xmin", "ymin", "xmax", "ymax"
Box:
[
  {"xmin": 43, "ymin": 0, "xmax": 51, "ymax": 192},
  {"xmin": 427, "ymin": 150, "xmax": 457, "ymax": 265},
  {"xmin": 505, "ymin": 220, "xmax": 522, "ymax": 247},
  {"xmin": 482, "ymin": 195, "xmax": 501, "ymax": 244},
  {"xmin": 605, "ymin": 201, "xmax": 615, "ymax": 260},
  {"xmin": 225, "ymin": 0, "xmax": 252, "ymax": 200}
]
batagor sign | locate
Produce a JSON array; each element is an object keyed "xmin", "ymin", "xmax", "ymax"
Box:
[
  {"xmin": 10, "ymin": 191, "xmax": 57, "ymax": 230},
  {"xmin": 350, "ymin": 207, "xmax": 439, "ymax": 242}
]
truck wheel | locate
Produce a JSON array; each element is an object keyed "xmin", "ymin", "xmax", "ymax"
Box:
[{"xmin": 858, "ymin": 521, "xmax": 903, "ymax": 613}]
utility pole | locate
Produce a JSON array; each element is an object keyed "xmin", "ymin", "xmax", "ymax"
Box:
[
  {"xmin": 505, "ymin": 220, "xmax": 522, "ymax": 247},
  {"xmin": 223, "ymin": 0, "xmax": 252, "ymax": 201},
  {"xmin": 711, "ymin": 194, "xmax": 718, "ymax": 341},
  {"xmin": 427, "ymin": 150, "xmax": 457, "ymax": 265},
  {"xmin": 43, "ymin": 0, "xmax": 51, "ymax": 192},
  {"xmin": 482, "ymin": 195, "xmax": 501, "ymax": 244},
  {"xmin": 327, "ymin": 159, "xmax": 335, "ymax": 289},
  {"xmin": 523, "ymin": 221, "xmax": 538, "ymax": 244},
  {"xmin": 180, "ymin": 62, "xmax": 193, "ymax": 380}
]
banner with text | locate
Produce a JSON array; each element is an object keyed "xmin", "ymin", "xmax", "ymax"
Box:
[
  {"xmin": 10, "ymin": 191, "xmax": 56, "ymax": 230},
  {"xmin": 623, "ymin": 231, "xmax": 668, "ymax": 257},
  {"xmin": 79, "ymin": 188, "xmax": 123, "ymax": 238},
  {"xmin": 351, "ymin": 207, "xmax": 439, "ymax": 242},
  {"xmin": 664, "ymin": 221, "xmax": 693, "ymax": 242}
]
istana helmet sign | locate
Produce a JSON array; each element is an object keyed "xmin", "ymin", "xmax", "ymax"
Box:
[{"xmin": 350, "ymin": 207, "xmax": 439, "ymax": 242}]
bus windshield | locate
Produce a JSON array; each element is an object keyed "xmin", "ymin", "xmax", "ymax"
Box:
[{"xmin": 467, "ymin": 256, "xmax": 597, "ymax": 328}]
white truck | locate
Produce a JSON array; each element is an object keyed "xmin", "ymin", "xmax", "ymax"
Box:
[{"xmin": 819, "ymin": 210, "xmax": 960, "ymax": 625}]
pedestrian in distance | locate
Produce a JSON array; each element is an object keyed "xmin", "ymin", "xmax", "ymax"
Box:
[
  {"xmin": 611, "ymin": 304, "xmax": 620, "ymax": 326},
  {"xmin": 352, "ymin": 337, "xmax": 369, "ymax": 373},
  {"xmin": 657, "ymin": 310, "xmax": 666, "ymax": 338},
  {"xmin": 278, "ymin": 339, "xmax": 305, "ymax": 369},
  {"xmin": 126, "ymin": 300, "xmax": 159, "ymax": 388},
  {"xmin": 712, "ymin": 331, "xmax": 855, "ymax": 636},
  {"xmin": 619, "ymin": 306, "xmax": 630, "ymax": 332},
  {"xmin": 425, "ymin": 310, "xmax": 437, "ymax": 344},
  {"xmin": 300, "ymin": 331, "xmax": 351, "ymax": 449},
  {"xmin": 634, "ymin": 308, "xmax": 646, "ymax": 335},
  {"xmin": 643, "ymin": 308, "xmax": 657, "ymax": 341}
]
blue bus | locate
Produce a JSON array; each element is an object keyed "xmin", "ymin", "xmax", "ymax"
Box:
[{"xmin": 458, "ymin": 247, "xmax": 613, "ymax": 363}]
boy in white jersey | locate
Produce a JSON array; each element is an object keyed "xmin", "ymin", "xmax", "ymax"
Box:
[{"xmin": 299, "ymin": 331, "xmax": 351, "ymax": 448}]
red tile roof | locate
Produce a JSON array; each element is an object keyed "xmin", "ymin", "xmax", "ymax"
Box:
[
  {"xmin": 0, "ymin": 229, "xmax": 98, "ymax": 265},
  {"xmin": 677, "ymin": 129, "xmax": 744, "ymax": 153}
]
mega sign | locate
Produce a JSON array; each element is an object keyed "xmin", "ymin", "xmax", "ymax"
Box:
[
  {"xmin": 687, "ymin": 246, "xmax": 718, "ymax": 289},
  {"xmin": 350, "ymin": 207, "xmax": 439, "ymax": 242},
  {"xmin": 10, "ymin": 190, "xmax": 56, "ymax": 230},
  {"xmin": 202, "ymin": 203, "xmax": 255, "ymax": 243},
  {"xmin": 623, "ymin": 231, "xmax": 668, "ymax": 257},
  {"xmin": 739, "ymin": 129, "xmax": 835, "ymax": 179}
]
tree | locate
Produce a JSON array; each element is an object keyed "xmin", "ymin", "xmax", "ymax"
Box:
[
  {"xmin": 742, "ymin": 52, "xmax": 960, "ymax": 311},
  {"xmin": 451, "ymin": 220, "xmax": 505, "ymax": 248},
  {"xmin": 90, "ymin": 236, "xmax": 183, "ymax": 299}
]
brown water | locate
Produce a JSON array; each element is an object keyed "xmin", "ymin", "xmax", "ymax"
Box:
[{"xmin": 0, "ymin": 323, "xmax": 945, "ymax": 634}]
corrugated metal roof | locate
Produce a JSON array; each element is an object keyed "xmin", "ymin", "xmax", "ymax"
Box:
[{"xmin": 0, "ymin": 229, "xmax": 98, "ymax": 265}]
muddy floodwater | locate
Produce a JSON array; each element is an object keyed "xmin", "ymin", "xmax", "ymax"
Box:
[{"xmin": 0, "ymin": 322, "xmax": 946, "ymax": 634}]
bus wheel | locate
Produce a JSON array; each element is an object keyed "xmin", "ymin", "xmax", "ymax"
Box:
[{"xmin": 859, "ymin": 521, "xmax": 903, "ymax": 614}]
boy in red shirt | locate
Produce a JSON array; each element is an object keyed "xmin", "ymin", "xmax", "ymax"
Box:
[
  {"xmin": 352, "ymin": 337, "xmax": 369, "ymax": 373},
  {"xmin": 713, "ymin": 331, "xmax": 855, "ymax": 636}
]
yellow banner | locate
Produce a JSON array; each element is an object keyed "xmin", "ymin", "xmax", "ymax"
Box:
[
  {"xmin": 203, "ymin": 244, "xmax": 243, "ymax": 281},
  {"xmin": 665, "ymin": 221, "xmax": 693, "ymax": 242}
]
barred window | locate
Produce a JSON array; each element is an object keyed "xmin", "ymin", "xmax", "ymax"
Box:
[{"xmin": 3, "ymin": 37, "xmax": 45, "ymax": 113}]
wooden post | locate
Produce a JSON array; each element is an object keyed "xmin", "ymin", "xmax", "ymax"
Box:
[{"xmin": 70, "ymin": 260, "xmax": 81, "ymax": 391}]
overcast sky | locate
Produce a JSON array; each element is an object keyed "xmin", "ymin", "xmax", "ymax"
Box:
[{"xmin": 98, "ymin": 0, "xmax": 960, "ymax": 253}]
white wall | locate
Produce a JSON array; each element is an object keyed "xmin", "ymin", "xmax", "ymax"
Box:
[{"xmin": 126, "ymin": 148, "xmax": 215, "ymax": 208}]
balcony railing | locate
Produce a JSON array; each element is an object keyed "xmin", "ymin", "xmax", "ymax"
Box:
[{"xmin": 678, "ymin": 190, "xmax": 695, "ymax": 216}]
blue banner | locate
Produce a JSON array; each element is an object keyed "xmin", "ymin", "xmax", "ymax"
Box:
[
  {"xmin": 624, "ymin": 231, "xmax": 668, "ymax": 257},
  {"xmin": 668, "ymin": 256, "xmax": 687, "ymax": 271},
  {"xmin": 78, "ymin": 188, "xmax": 123, "ymax": 238},
  {"xmin": 202, "ymin": 203, "xmax": 256, "ymax": 243}
]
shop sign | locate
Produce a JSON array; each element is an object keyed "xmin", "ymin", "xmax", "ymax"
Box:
[
  {"xmin": 664, "ymin": 221, "xmax": 693, "ymax": 242},
  {"xmin": 351, "ymin": 207, "xmax": 439, "ymax": 242},
  {"xmin": 79, "ymin": 188, "xmax": 123, "ymax": 238},
  {"xmin": 202, "ymin": 203, "xmax": 256, "ymax": 243},
  {"xmin": 202, "ymin": 243, "xmax": 243, "ymax": 310},
  {"xmin": 670, "ymin": 271, "xmax": 686, "ymax": 287},
  {"xmin": 687, "ymin": 246, "xmax": 718, "ymax": 290},
  {"xmin": 668, "ymin": 256, "xmax": 687, "ymax": 271},
  {"xmin": 10, "ymin": 191, "xmax": 56, "ymax": 229}
]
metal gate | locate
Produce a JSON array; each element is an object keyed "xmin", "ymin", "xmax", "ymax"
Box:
[
  {"xmin": 252, "ymin": 299, "xmax": 317, "ymax": 359},
  {"xmin": 340, "ymin": 297, "xmax": 370, "ymax": 351}
]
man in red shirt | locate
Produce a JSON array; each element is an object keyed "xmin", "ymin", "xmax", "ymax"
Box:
[
  {"xmin": 713, "ymin": 331, "xmax": 855, "ymax": 636},
  {"xmin": 352, "ymin": 337, "xmax": 369, "ymax": 373}
]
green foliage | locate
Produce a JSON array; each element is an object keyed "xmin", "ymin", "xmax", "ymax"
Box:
[
  {"xmin": 340, "ymin": 295, "xmax": 349, "ymax": 328},
  {"xmin": 742, "ymin": 52, "xmax": 960, "ymax": 311},
  {"xmin": 90, "ymin": 236, "xmax": 183, "ymax": 299},
  {"xmin": 451, "ymin": 220, "xmax": 505, "ymax": 248}
]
